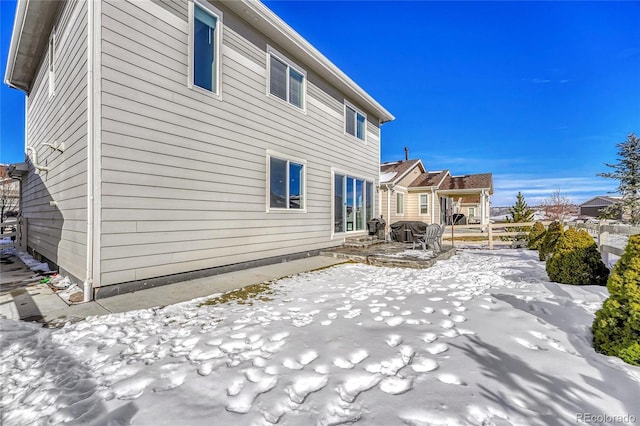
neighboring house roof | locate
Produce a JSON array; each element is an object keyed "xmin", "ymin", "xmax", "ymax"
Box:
[
  {"xmin": 379, "ymin": 171, "xmax": 397, "ymax": 183},
  {"xmin": 380, "ymin": 160, "xmax": 493, "ymax": 195},
  {"xmin": 5, "ymin": 0, "xmax": 395, "ymax": 123},
  {"xmin": 459, "ymin": 195, "xmax": 481, "ymax": 204},
  {"xmin": 380, "ymin": 160, "xmax": 423, "ymax": 184},
  {"xmin": 438, "ymin": 173, "xmax": 494, "ymax": 194},
  {"xmin": 409, "ymin": 170, "xmax": 449, "ymax": 188},
  {"xmin": 579, "ymin": 196, "xmax": 622, "ymax": 207}
]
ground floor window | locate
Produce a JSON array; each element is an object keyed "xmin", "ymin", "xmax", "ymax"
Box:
[
  {"xmin": 396, "ymin": 192, "xmax": 404, "ymax": 214},
  {"xmin": 334, "ymin": 174, "xmax": 374, "ymax": 233},
  {"xmin": 419, "ymin": 194, "xmax": 429, "ymax": 215},
  {"xmin": 469, "ymin": 207, "xmax": 476, "ymax": 218},
  {"xmin": 268, "ymin": 154, "xmax": 305, "ymax": 211}
]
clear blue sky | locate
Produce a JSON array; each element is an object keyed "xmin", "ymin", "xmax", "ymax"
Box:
[{"xmin": 1, "ymin": 1, "xmax": 639, "ymax": 206}]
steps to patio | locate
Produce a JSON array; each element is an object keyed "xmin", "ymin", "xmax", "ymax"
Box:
[{"xmin": 341, "ymin": 236, "xmax": 386, "ymax": 249}]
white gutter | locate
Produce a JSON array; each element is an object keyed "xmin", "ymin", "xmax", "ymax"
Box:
[
  {"xmin": 225, "ymin": 0, "xmax": 394, "ymax": 123},
  {"xmin": 4, "ymin": 0, "xmax": 27, "ymax": 89}
]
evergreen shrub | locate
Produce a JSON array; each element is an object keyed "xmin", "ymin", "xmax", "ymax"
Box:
[
  {"xmin": 527, "ymin": 222, "xmax": 546, "ymax": 250},
  {"xmin": 592, "ymin": 235, "xmax": 640, "ymax": 366},
  {"xmin": 546, "ymin": 228, "xmax": 609, "ymax": 286},
  {"xmin": 539, "ymin": 221, "xmax": 563, "ymax": 261}
]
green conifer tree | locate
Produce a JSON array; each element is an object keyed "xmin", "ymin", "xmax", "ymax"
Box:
[
  {"xmin": 598, "ymin": 133, "xmax": 640, "ymax": 225},
  {"xmin": 592, "ymin": 235, "xmax": 640, "ymax": 365},
  {"xmin": 506, "ymin": 192, "xmax": 534, "ymax": 242}
]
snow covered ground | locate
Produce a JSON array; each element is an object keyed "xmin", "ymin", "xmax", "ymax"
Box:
[{"xmin": 2, "ymin": 249, "xmax": 639, "ymax": 426}]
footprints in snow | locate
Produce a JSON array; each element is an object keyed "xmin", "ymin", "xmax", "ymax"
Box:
[{"xmin": 512, "ymin": 331, "xmax": 575, "ymax": 354}]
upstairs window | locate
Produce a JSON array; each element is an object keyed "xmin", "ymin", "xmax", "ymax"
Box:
[
  {"xmin": 191, "ymin": 1, "xmax": 221, "ymax": 94},
  {"xmin": 345, "ymin": 103, "xmax": 366, "ymax": 141},
  {"xmin": 268, "ymin": 47, "xmax": 305, "ymax": 110}
]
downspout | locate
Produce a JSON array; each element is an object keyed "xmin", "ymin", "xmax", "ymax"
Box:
[
  {"xmin": 85, "ymin": 0, "xmax": 97, "ymax": 302},
  {"xmin": 25, "ymin": 146, "xmax": 50, "ymax": 173},
  {"xmin": 480, "ymin": 190, "xmax": 486, "ymax": 225},
  {"xmin": 384, "ymin": 183, "xmax": 393, "ymax": 240},
  {"xmin": 431, "ymin": 188, "xmax": 436, "ymax": 224}
]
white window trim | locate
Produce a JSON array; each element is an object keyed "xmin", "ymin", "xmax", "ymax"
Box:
[
  {"xmin": 48, "ymin": 28, "xmax": 56, "ymax": 98},
  {"xmin": 419, "ymin": 193, "xmax": 429, "ymax": 215},
  {"xmin": 343, "ymin": 100, "xmax": 367, "ymax": 143},
  {"xmin": 468, "ymin": 207, "xmax": 476, "ymax": 218},
  {"xmin": 266, "ymin": 45, "xmax": 307, "ymax": 113},
  {"xmin": 188, "ymin": 0, "xmax": 223, "ymax": 100},
  {"xmin": 396, "ymin": 192, "xmax": 405, "ymax": 215},
  {"xmin": 330, "ymin": 168, "xmax": 376, "ymax": 238},
  {"xmin": 266, "ymin": 149, "xmax": 307, "ymax": 213}
]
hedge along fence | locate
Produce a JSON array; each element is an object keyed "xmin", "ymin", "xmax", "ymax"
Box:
[{"xmin": 568, "ymin": 222, "xmax": 640, "ymax": 268}]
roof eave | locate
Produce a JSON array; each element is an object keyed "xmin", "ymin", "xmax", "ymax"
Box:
[
  {"xmin": 4, "ymin": 0, "xmax": 62, "ymax": 94},
  {"xmin": 223, "ymin": 0, "xmax": 394, "ymax": 123},
  {"xmin": 438, "ymin": 187, "xmax": 493, "ymax": 194}
]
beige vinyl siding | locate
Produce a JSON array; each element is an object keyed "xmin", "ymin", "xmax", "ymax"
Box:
[
  {"xmin": 22, "ymin": 0, "xmax": 88, "ymax": 282},
  {"xmin": 99, "ymin": 0, "xmax": 380, "ymax": 285},
  {"xmin": 150, "ymin": 0, "xmax": 188, "ymax": 21},
  {"xmin": 402, "ymin": 191, "xmax": 439, "ymax": 224},
  {"xmin": 381, "ymin": 189, "xmax": 442, "ymax": 226}
]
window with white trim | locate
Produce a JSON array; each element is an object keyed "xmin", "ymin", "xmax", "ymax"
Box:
[
  {"xmin": 419, "ymin": 194, "xmax": 429, "ymax": 215},
  {"xmin": 345, "ymin": 103, "xmax": 366, "ymax": 141},
  {"xmin": 268, "ymin": 155, "xmax": 305, "ymax": 210},
  {"xmin": 396, "ymin": 192, "xmax": 404, "ymax": 214},
  {"xmin": 469, "ymin": 207, "xmax": 476, "ymax": 218},
  {"xmin": 190, "ymin": 1, "xmax": 222, "ymax": 94},
  {"xmin": 333, "ymin": 173, "xmax": 374, "ymax": 233},
  {"xmin": 268, "ymin": 48, "xmax": 305, "ymax": 109},
  {"xmin": 48, "ymin": 29, "xmax": 56, "ymax": 97}
]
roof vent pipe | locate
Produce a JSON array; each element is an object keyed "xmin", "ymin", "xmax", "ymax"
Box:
[{"xmin": 404, "ymin": 146, "xmax": 409, "ymax": 161}]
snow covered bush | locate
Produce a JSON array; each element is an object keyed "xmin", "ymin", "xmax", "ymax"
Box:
[
  {"xmin": 592, "ymin": 235, "xmax": 640, "ymax": 366},
  {"xmin": 538, "ymin": 221, "xmax": 563, "ymax": 261},
  {"xmin": 546, "ymin": 228, "xmax": 609, "ymax": 286},
  {"xmin": 527, "ymin": 222, "xmax": 546, "ymax": 250}
]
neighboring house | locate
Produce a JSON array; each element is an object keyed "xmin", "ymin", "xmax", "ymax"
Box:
[
  {"xmin": 379, "ymin": 159, "xmax": 493, "ymax": 228},
  {"xmin": 1, "ymin": 164, "xmax": 20, "ymax": 219},
  {"xmin": 579, "ymin": 196, "xmax": 623, "ymax": 219},
  {"xmin": 4, "ymin": 0, "xmax": 394, "ymax": 300}
]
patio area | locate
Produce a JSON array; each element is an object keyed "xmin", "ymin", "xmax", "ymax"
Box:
[{"xmin": 321, "ymin": 240, "xmax": 457, "ymax": 268}]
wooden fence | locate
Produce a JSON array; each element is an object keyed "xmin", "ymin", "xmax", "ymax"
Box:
[
  {"xmin": 442, "ymin": 221, "xmax": 552, "ymax": 249},
  {"xmin": 443, "ymin": 220, "xmax": 639, "ymax": 263}
]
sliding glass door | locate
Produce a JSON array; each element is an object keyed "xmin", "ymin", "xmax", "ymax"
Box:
[{"xmin": 334, "ymin": 174, "xmax": 374, "ymax": 234}]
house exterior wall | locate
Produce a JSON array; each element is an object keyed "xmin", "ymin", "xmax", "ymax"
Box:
[
  {"xmin": 21, "ymin": 0, "xmax": 88, "ymax": 281},
  {"xmin": 97, "ymin": 0, "xmax": 382, "ymax": 286},
  {"xmin": 403, "ymin": 191, "xmax": 437, "ymax": 224}
]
